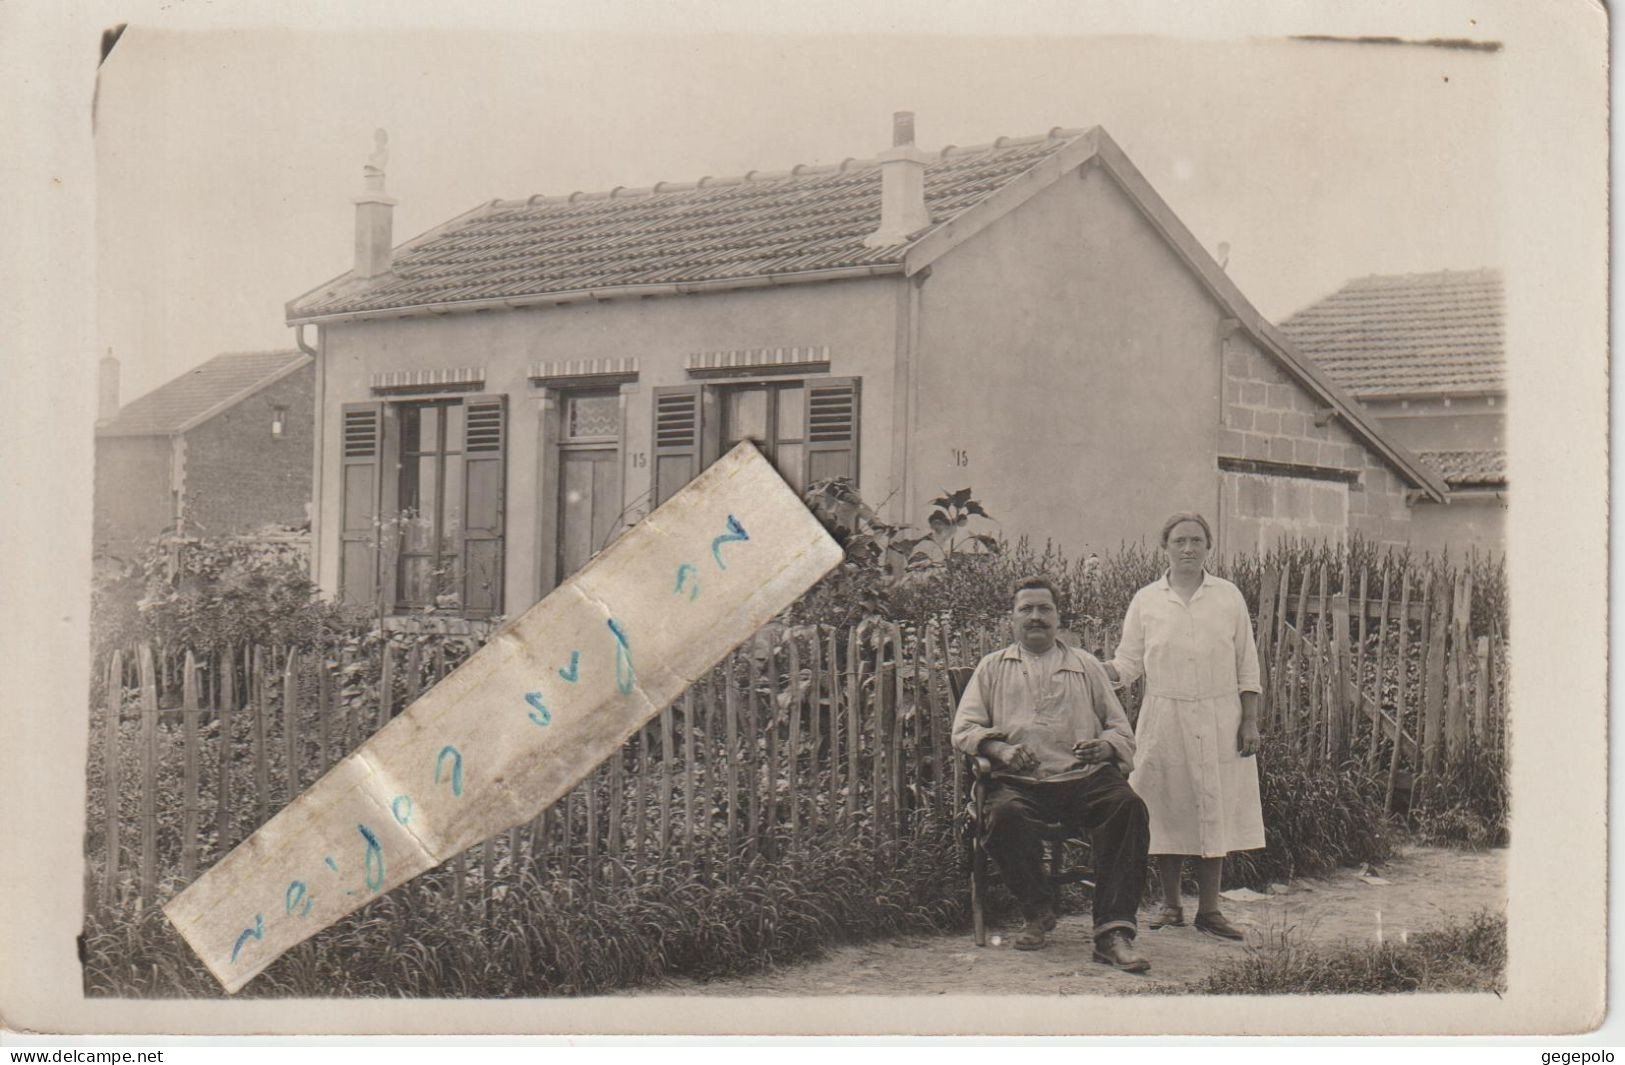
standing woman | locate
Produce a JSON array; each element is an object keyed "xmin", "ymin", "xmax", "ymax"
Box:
[{"xmin": 1103, "ymin": 513, "xmax": 1264, "ymax": 939}]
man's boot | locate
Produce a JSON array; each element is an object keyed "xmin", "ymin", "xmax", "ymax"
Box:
[
  {"xmin": 1036, "ymin": 900, "xmax": 1058, "ymax": 931},
  {"xmin": 1014, "ymin": 916, "xmax": 1047, "ymax": 950},
  {"xmin": 1093, "ymin": 929, "xmax": 1150, "ymax": 973}
]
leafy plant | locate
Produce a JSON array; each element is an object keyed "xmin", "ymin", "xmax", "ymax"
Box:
[
  {"xmin": 899, "ymin": 488, "xmax": 1001, "ymax": 569},
  {"xmin": 797, "ymin": 480, "xmax": 997, "ymax": 626}
]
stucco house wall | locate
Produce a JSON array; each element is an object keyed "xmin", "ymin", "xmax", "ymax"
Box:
[
  {"xmin": 1358, "ymin": 395, "xmax": 1504, "ymax": 453},
  {"xmin": 93, "ymin": 435, "xmax": 175, "ymax": 560},
  {"xmin": 914, "ymin": 164, "xmax": 1224, "ymax": 555},
  {"xmin": 1407, "ymin": 495, "xmax": 1505, "ymax": 556},
  {"xmin": 315, "ymin": 278, "xmax": 897, "ymax": 612}
]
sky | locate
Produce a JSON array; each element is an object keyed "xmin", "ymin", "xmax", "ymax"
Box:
[{"xmin": 93, "ymin": 24, "xmax": 1503, "ymax": 403}]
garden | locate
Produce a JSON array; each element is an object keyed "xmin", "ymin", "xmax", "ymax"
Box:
[{"xmin": 81, "ymin": 484, "xmax": 1509, "ymax": 997}]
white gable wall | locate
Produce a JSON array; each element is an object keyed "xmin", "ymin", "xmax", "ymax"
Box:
[{"xmin": 910, "ymin": 160, "xmax": 1228, "ymax": 557}]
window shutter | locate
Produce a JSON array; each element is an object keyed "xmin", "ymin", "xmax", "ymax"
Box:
[
  {"xmin": 804, "ymin": 377, "xmax": 860, "ymax": 487},
  {"xmin": 461, "ymin": 394, "xmax": 507, "ymax": 618},
  {"xmin": 338, "ymin": 403, "xmax": 383, "ymax": 607},
  {"xmin": 651, "ymin": 385, "xmax": 705, "ymax": 507}
]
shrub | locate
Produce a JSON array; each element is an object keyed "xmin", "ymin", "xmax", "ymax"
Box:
[{"xmin": 92, "ymin": 531, "xmax": 372, "ymax": 660}]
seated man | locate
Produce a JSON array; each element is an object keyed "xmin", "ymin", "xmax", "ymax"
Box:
[{"xmin": 951, "ymin": 575, "xmax": 1151, "ymax": 972}]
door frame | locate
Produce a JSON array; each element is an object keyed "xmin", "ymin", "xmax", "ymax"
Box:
[{"xmin": 536, "ymin": 385, "xmax": 627, "ymax": 597}]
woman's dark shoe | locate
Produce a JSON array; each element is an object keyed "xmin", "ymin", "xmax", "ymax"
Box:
[
  {"xmin": 1194, "ymin": 910, "xmax": 1245, "ymax": 940},
  {"xmin": 1093, "ymin": 930, "xmax": 1150, "ymax": 973},
  {"xmin": 1149, "ymin": 904, "xmax": 1185, "ymax": 930}
]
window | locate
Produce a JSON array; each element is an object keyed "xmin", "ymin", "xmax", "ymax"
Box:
[
  {"xmin": 650, "ymin": 377, "xmax": 858, "ymax": 506},
  {"xmin": 564, "ymin": 392, "xmax": 620, "ymax": 441},
  {"xmin": 337, "ymin": 395, "xmax": 506, "ymax": 619},
  {"xmin": 721, "ymin": 382, "xmax": 806, "ymax": 492},
  {"xmin": 396, "ymin": 401, "xmax": 465, "ymax": 611}
]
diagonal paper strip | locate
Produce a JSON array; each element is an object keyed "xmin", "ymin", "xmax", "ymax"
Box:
[{"xmin": 164, "ymin": 441, "xmax": 842, "ymax": 992}]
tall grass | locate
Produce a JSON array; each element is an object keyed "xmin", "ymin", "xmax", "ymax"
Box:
[
  {"xmin": 1192, "ymin": 910, "xmax": 1506, "ymax": 994},
  {"xmin": 82, "ymin": 822, "xmax": 967, "ymax": 997},
  {"xmin": 1411, "ymin": 741, "xmax": 1510, "ymax": 848},
  {"xmin": 1226, "ymin": 734, "xmax": 1393, "ymax": 889}
]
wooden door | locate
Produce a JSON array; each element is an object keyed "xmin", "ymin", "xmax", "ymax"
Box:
[
  {"xmin": 555, "ymin": 391, "xmax": 622, "ymax": 582},
  {"xmin": 557, "ymin": 449, "xmax": 621, "ymax": 579}
]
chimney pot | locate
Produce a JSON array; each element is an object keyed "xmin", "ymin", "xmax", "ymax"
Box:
[
  {"xmin": 863, "ymin": 111, "xmax": 933, "ymax": 248},
  {"xmin": 97, "ymin": 349, "xmax": 120, "ymax": 425},
  {"xmin": 354, "ymin": 128, "xmax": 397, "ymax": 279},
  {"xmin": 892, "ymin": 111, "xmax": 916, "ymax": 147}
]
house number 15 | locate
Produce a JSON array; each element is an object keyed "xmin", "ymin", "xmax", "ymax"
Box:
[
  {"xmin": 631, "ymin": 452, "xmax": 647, "ymax": 468},
  {"xmin": 952, "ymin": 449, "xmax": 970, "ymax": 467}
]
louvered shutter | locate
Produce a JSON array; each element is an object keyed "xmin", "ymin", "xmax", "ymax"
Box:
[
  {"xmin": 804, "ymin": 377, "xmax": 861, "ymax": 487},
  {"xmin": 651, "ymin": 385, "xmax": 705, "ymax": 507},
  {"xmin": 338, "ymin": 403, "xmax": 383, "ymax": 607},
  {"xmin": 461, "ymin": 395, "xmax": 507, "ymax": 618}
]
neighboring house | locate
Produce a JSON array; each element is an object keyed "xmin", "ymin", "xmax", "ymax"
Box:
[
  {"xmin": 93, "ymin": 350, "xmax": 315, "ymax": 563},
  {"xmin": 1280, "ymin": 269, "xmax": 1506, "ymax": 555},
  {"xmin": 287, "ymin": 116, "xmax": 1444, "ymax": 624}
]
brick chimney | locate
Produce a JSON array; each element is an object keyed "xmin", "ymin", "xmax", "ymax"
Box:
[
  {"xmin": 97, "ymin": 349, "xmax": 119, "ymax": 425},
  {"xmin": 353, "ymin": 128, "xmax": 396, "ymax": 279},
  {"xmin": 862, "ymin": 111, "xmax": 933, "ymax": 248}
]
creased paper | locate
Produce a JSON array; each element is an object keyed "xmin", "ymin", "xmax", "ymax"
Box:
[{"xmin": 163, "ymin": 441, "xmax": 842, "ymax": 992}]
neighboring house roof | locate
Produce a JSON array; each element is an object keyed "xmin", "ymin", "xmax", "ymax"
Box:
[
  {"xmin": 1418, "ymin": 448, "xmax": 1506, "ymax": 488},
  {"xmin": 1277, "ymin": 269, "xmax": 1504, "ymax": 398},
  {"xmin": 285, "ymin": 125, "xmax": 1446, "ymax": 501},
  {"xmin": 97, "ymin": 350, "xmax": 311, "ymax": 437}
]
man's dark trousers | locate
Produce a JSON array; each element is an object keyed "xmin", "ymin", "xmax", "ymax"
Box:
[{"xmin": 983, "ymin": 764, "xmax": 1150, "ymax": 940}]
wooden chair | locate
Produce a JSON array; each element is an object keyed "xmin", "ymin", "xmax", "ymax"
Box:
[{"xmin": 947, "ymin": 666, "xmax": 1096, "ymax": 947}]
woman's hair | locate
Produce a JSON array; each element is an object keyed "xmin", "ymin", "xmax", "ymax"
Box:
[
  {"xmin": 1159, "ymin": 511, "xmax": 1213, "ymax": 548},
  {"xmin": 1010, "ymin": 574, "xmax": 1063, "ymax": 612}
]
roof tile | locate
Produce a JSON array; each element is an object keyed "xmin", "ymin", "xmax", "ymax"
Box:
[
  {"xmin": 289, "ymin": 132, "xmax": 1083, "ymax": 319},
  {"xmin": 1278, "ymin": 269, "xmax": 1504, "ymax": 396},
  {"xmin": 1417, "ymin": 448, "xmax": 1506, "ymax": 487}
]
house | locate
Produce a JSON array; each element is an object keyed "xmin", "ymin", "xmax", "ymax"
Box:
[
  {"xmin": 1279, "ymin": 269, "xmax": 1505, "ymax": 555},
  {"xmin": 287, "ymin": 116, "xmax": 1445, "ymax": 624},
  {"xmin": 93, "ymin": 349, "xmax": 315, "ymax": 563}
]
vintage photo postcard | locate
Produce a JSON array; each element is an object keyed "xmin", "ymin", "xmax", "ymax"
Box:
[{"xmin": 0, "ymin": 0, "xmax": 1608, "ymax": 1040}]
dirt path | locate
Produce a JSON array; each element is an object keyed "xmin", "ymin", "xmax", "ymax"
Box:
[{"xmin": 640, "ymin": 845, "xmax": 1504, "ymax": 996}]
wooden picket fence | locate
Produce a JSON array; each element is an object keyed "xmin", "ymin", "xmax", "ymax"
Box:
[
  {"xmin": 88, "ymin": 620, "xmax": 1019, "ymax": 921},
  {"xmin": 88, "ymin": 560, "xmax": 1506, "ymax": 923},
  {"xmin": 1253, "ymin": 559, "xmax": 1508, "ymax": 813}
]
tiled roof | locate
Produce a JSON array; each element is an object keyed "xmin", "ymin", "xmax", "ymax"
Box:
[
  {"xmin": 288, "ymin": 129, "xmax": 1088, "ymax": 320},
  {"xmin": 1417, "ymin": 448, "xmax": 1507, "ymax": 488},
  {"xmin": 1278, "ymin": 269, "xmax": 1504, "ymax": 397},
  {"xmin": 98, "ymin": 350, "xmax": 309, "ymax": 436}
]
